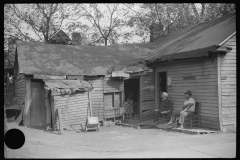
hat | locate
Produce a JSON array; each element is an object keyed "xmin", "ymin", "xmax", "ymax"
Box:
[
  {"xmin": 162, "ymin": 92, "xmax": 168, "ymax": 98},
  {"xmin": 184, "ymin": 90, "xmax": 192, "ymax": 95}
]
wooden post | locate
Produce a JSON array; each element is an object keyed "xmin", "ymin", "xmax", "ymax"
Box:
[
  {"xmin": 139, "ymin": 76, "xmax": 142, "ymax": 121},
  {"xmin": 88, "ymin": 92, "xmax": 92, "ymax": 117},
  {"xmin": 50, "ymin": 94, "xmax": 56, "ymax": 130},
  {"xmin": 113, "ymin": 92, "xmax": 115, "ymax": 122},
  {"xmin": 217, "ymin": 54, "xmax": 223, "ymax": 132},
  {"xmin": 121, "ymin": 89, "xmax": 125, "ymax": 122},
  {"xmin": 24, "ymin": 78, "xmax": 31, "ymax": 126},
  {"xmin": 57, "ymin": 108, "xmax": 63, "ymax": 134}
]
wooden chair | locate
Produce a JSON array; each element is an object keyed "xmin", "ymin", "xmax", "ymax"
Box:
[
  {"xmin": 184, "ymin": 102, "xmax": 201, "ymax": 128},
  {"xmin": 158, "ymin": 100, "xmax": 171, "ymax": 123}
]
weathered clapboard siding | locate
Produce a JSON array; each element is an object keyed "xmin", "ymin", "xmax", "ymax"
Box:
[
  {"xmin": 103, "ymin": 75, "xmax": 124, "ymax": 118},
  {"xmin": 15, "ymin": 73, "xmax": 26, "ymax": 105},
  {"xmin": 104, "ymin": 76, "xmax": 124, "ymax": 93},
  {"xmin": 141, "ymin": 72, "xmax": 155, "ymax": 112},
  {"xmin": 154, "ymin": 57, "xmax": 220, "ymax": 130},
  {"xmin": 84, "ymin": 76, "xmax": 104, "ymax": 121},
  {"xmin": 54, "ymin": 92, "xmax": 89, "ymax": 130},
  {"xmin": 220, "ymin": 34, "xmax": 236, "ymax": 132}
]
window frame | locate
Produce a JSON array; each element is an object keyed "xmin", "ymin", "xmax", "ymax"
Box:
[{"xmin": 104, "ymin": 91, "xmax": 123, "ymax": 109}]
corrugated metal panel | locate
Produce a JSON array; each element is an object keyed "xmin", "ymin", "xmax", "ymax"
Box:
[
  {"xmin": 54, "ymin": 92, "xmax": 89, "ymax": 130},
  {"xmin": 220, "ymin": 35, "xmax": 236, "ymax": 132},
  {"xmin": 44, "ymin": 79, "xmax": 93, "ymax": 93},
  {"xmin": 154, "ymin": 57, "xmax": 220, "ymax": 130}
]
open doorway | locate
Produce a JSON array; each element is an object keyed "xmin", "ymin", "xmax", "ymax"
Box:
[
  {"xmin": 124, "ymin": 78, "xmax": 140, "ymax": 116},
  {"xmin": 158, "ymin": 72, "xmax": 167, "ymax": 106}
]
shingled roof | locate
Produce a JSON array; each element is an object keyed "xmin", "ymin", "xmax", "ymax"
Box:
[
  {"xmin": 145, "ymin": 12, "xmax": 236, "ymax": 62},
  {"xmin": 16, "ymin": 41, "xmax": 156, "ymax": 76}
]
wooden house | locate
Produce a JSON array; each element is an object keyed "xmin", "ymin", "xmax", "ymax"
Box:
[
  {"xmin": 14, "ymin": 41, "xmax": 158, "ymax": 128},
  {"xmin": 141, "ymin": 13, "xmax": 236, "ymax": 132},
  {"xmin": 13, "ymin": 55, "xmax": 93, "ymax": 130},
  {"xmin": 48, "ymin": 30, "xmax": 72, "ymax": 45}
]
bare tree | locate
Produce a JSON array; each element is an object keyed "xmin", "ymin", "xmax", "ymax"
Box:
[
  {"xmin": 79, "ymin": 3, "xmax": 132, "ymax": 46},
  {"xmin": 127, "ymin": 3, "xmax": 235, "ymax": 43},
  {"xmin": 4, "ymin": 4, "xmax": 73, "ymax": 43}
]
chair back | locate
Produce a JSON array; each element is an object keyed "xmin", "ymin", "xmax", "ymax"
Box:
[
  {"xmin": 167, "ymin": 99, "xmax": 171, "ymax": 111},
  {"xmin": 194, "ymin": 102, "xmax": 200, "ymax": 115}
]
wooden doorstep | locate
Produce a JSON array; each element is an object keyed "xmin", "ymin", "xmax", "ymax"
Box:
[{"xmin": 115, "ymin": 122, "xmax": 140, "ymax": 129}]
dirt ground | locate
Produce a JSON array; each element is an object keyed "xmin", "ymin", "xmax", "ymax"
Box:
[{"xmin": 5, "ymin": 122, "xmax": 236, "ymax": 158}]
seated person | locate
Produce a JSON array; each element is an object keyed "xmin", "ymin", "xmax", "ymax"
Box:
[
  {"xmin": 166, "ymin": 90, "xmax": 195, "ymax": 129},
  {"xmin": 153, "ymin": 92, "xmax": 169, "ymax": 125}
]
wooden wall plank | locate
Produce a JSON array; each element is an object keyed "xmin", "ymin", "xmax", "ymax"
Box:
[
  {"xmin": 153, "ymin": 57, "xmax": 220, "ymax": 130},
  {"xmin": 141, "ymin": 73, "xmax": 155, "ymax": 115},
  {"xmin": 219, "ymin": 34, "xmax": 236, "ymax": 132},
  {"xmin": 84, "ymin": 76, "xmax": 104, "ymax": 121},
  {"xmin": 54, "ymin": 92, "xmax": 89, "ymax": 130}
]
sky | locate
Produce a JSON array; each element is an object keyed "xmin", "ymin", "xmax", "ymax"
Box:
[{"xmin": 7, "ymin": 3, "xmax": 203, "ymax": 45}]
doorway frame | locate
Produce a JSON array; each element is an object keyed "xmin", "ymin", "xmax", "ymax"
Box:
[
  {"xmin": 123, "ymin": 76, "xmax": 141, "ymax": 119},
  {"xmin": 157, "ymin": 71, "xmax": 168, "ymax": 109}
]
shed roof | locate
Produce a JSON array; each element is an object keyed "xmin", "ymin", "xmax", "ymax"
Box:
[
  {"xmin": 44, "ymin": 79, "xmax": 93, "ymax": 93},
  {"xmin": 146, "ymin": 12, "xmax": 236, "ymax": 62},
  {"xmin": 16, "ymin": 41, "xmax": 156, "ymax": 76}
]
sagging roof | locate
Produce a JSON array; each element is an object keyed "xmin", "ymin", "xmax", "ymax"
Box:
[
  {"xmin": 146, "ymin": 12, "xmax": 236, "ymax": 62},
  {"xmin": 44, "ymin": 79, "xmax": 93, "ymax": 94},
  {"xmin": 16, "ymin": 41, "xmax": 156, "ymax": 76}
]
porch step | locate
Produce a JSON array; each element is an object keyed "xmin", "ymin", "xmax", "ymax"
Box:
[{"xmin": 171, "ymin": 128, "xmax": 219, "ymax": 135}]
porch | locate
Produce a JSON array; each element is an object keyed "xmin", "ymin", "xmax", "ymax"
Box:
[{"xmin": 116, "ymin": 119, "xmax": 219, "ymax": 135}]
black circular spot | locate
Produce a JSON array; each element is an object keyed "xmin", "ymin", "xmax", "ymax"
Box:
[{"xmin": 4, "ymin": 129, "xmax": 25, "ymax": 149}]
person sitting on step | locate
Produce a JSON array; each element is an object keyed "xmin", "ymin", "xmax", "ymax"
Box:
[
  {"xmin": 153, "ymin": 92, "xmax": 169, "ymax": 125},
  {"xmin": 166, "ymin": 90, "xmax": 195, "ymax": 129}
]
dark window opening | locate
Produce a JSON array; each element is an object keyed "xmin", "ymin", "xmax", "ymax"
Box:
[{"xmin": 158, "ymin": 72, "xmax": 167, "ymax": 105}]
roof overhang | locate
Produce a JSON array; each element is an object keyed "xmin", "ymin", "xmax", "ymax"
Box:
[
  {"xmin": 44, "ymin": 79, "xmax": 93, "ymax": 95},
  {"xmin": 146, "ymin": 44, "xmax": 232, "ymax": 64}
]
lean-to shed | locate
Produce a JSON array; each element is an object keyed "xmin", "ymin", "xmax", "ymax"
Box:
[
  {"xmin": 143, "ymin": 13, "xmax": 236, "ymax": 132},
  {"xmin": 14, "ymin": 40, "xmax": 158, "ymax": 126}
]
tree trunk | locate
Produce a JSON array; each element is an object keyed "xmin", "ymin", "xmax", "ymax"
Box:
[{"xmin": 104, "ymin": 38, "xmax": 107, "ymax": 46}]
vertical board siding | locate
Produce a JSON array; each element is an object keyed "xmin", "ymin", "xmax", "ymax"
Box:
[
  {"xmin": 84, "ymin": 76, "xmax": 104, "ymax": 121},
  {"xmin": 15, "ymin": 73, "xmax": 26, "ymax": 105},
  {"xmin": 220, "ymin": 35, "xmax": 236, "ymax": 132},
  {"xmin": 54, "ymin": 92, "xmax": 89, "ymax": 130},
  {"xmin": 103, "ymin": 76, "xmax": 124, "ymax": 118},
  {"xmin": 141, "ymin": 72, "xmax": 155, "ymax": 111},
  {"xmin": 154, "ymin": 57, "xmax": 220, "ymax": 130}
]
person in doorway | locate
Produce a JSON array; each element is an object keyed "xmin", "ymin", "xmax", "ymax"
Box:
[
  {"xmin": 125, "ymin": 92, "xmax": 133, "ymax": 119},
  {"xmin": 153, "ymin": 92, "xmax": 169, "ymax": 125},
  {"xmin": 166, "ymin": 90, "xmax": 195, "ymax": 129}
]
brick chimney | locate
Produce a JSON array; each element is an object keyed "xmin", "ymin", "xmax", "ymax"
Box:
[
  {"xmin": 71, "ymin": 32, "xmax": 82, "ymax": 45},
  {"xmin": 149, "ymin": 23, "xmax": 164, "ymax": 42}
]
